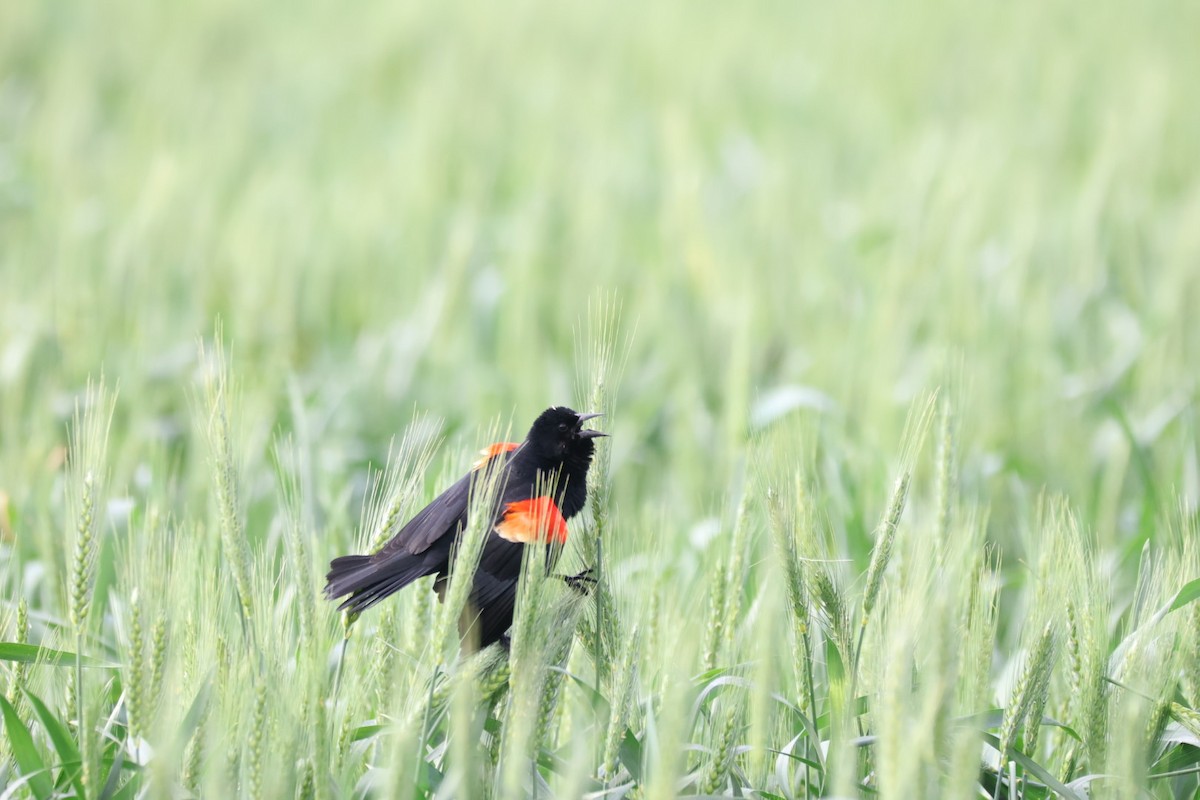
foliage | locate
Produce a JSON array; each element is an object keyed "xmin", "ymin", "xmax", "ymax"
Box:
[{"xmin": 2, "ymin": 0, "xmax": 1199, "ymax": 797}]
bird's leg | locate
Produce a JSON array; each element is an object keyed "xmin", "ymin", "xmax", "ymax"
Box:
[{"xmin": 562, "ymin": 566, "xmax": 598, "ymax": 596}]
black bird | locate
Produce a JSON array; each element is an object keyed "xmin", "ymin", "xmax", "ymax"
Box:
[{"xmin": 325, "ymin": 406, "xmax": 607, "ymax": 649}]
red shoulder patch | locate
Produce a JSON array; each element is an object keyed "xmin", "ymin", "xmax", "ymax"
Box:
[
  {"xmin": 471, "ymin": 442, "xmax": 520, "ymax": 471},
  {"xmin": 494, "ymin": 497, "xmax": 569, "ymax": 544}
]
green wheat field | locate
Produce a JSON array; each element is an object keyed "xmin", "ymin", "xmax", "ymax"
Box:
[{"xmin": 3, "ymin": 0, "xmax": 1200, "ymax": 797}]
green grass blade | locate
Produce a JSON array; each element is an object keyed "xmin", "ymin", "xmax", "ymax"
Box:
[
  {"xmin": 960, "ymin": 709, "xmax": 1084, "ymax": 743},
  {"xmin": 351, "ymin": 723, "xmax": 385, "ymax": 742},
  {"xmin": 619, "ymin": 728, "xmax": 644, "ymax": 781},
  {"xmin": 0, "ymin": 642, "xmax": 117, "ymax": 668},
  {"xmin": 0, "ymin": 693, "xmax": 55, "ymax": 800},
  {"xmin": 22, "ymin": 688, "xmax": 86, "ymax": 799},
  {"xmin": 106, "ymin": 777, "xmax": 141, "ymax": 800},
  {"xmin": 1168, "ymin": 577, "xmax": 1200, "ymax": 611},
  {"xmin": 1110, "ymin": 576, "xmax": 1200, "ymax": 670},
  {"xmin": 980, "ymin": 731, "xmax": 1085, "ymax": 800},
  {"xmin": 765, "ymin": 747, "xmax": 822, "ymax": 772},
  {"xmin": 98, "ymin": 743, "xmax": 129, "ymax": 800}
]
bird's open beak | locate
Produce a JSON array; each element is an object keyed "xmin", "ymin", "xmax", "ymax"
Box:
[{"xmin": 576, "ymin": 412, "xmax": 608, "ymax": 437}]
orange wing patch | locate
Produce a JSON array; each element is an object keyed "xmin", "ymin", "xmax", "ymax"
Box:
[
  {"xmin": 494, "ymin": 497, "xmax": 569, "ymax": 544},
  {"xmin": 471, "ymin": 442, "xmax": 520, "ymax": 471}
]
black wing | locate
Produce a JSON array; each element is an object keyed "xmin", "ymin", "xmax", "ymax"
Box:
[
  {"xmin": 375, "ymin": 444, "xmax": 525, "ymax": 557},
  {"xmin": 326, "ymin": 461, "xmax": 501, "ymax": 613},
  {"xmin": 372, "ymin": 471, "xmax": 473, "ymax": 558}
]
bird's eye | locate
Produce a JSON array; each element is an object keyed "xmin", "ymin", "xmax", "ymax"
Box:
[{"xmin": 558, "ymin": 422, "xmax": 568, "ymax": 432}]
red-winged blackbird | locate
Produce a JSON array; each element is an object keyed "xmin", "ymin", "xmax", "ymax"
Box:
[{"xmin": 325, "ymin": 406, "xmax": 607, "ymax": 649}]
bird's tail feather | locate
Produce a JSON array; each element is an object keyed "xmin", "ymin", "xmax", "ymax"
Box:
[{"xmin": 325, "ymin": 554, "xmax": 430, "ymax": 615}]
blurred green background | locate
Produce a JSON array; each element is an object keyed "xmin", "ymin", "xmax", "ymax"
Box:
[
  {"xmin": 3, "ymin": 1, "xmax": 1200, "ymax": 796},
  {"xmin": 2, "ymin": 0, "xmax": 1199, "ymax": 573}
]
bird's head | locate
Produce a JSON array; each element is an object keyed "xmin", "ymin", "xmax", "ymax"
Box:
[{"xmin": 525, "ymin": 406, "xmax": 607, "ymax": 464}]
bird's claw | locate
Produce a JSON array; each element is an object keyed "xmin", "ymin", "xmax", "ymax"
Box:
[{"xmin": 563, "ymin": 566, "xmax": 598, "ymax": 596}]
